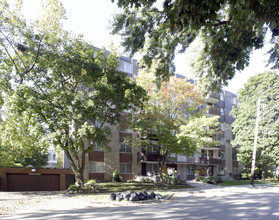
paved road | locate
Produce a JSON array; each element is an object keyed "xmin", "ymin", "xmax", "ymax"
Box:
[{"xmin": 1, "ymin": 183, "xmax": 279, "ymax": 220}]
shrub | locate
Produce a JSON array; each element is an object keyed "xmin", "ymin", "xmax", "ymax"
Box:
[
  {"xmin": 68, "ymin": 184, "xmax": 79, "ymax": 192},
  {"xmin": 113, "ymin": 170, "xmax": 120, "ymax": 182},
  {"xmin": 239, "ymin": 172, "xmax": 251, "ymax": 180},
  {"xmin": 195, "ymin": 176, "xmax": 205, "ymax": 182},
  {"xmin": 84, "ymin": 179, "xmax": 97, "ymax": 193}
]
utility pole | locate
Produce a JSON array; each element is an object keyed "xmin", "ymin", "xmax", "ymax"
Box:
[
  {"xmin": 250, "ymin": 98, "xmax": 279, "ymax": 187},
  {"xmin": 250, "ymin": 97, "xmax": 261, "ymax": 187}
]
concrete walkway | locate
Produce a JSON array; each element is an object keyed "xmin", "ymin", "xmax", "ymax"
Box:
[{"xmin": 186, "ymin": 180, "xmax": 222, "ymax": 190}]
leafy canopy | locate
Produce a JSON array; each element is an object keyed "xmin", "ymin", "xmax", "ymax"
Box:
[
  {"xmin": 129, "ymin": 70, "xmax": 219, "ymax": 181},
  {"xmin": 231, "ymin": 71, "xmax": 279, "ymax": 171},
  {"xmin": 111, "ymin": 0, "xmax": 279, "ymax": 92},
  {"xmin": 0, "ymin": 0, "xmax": 147, "ymax": 186}
]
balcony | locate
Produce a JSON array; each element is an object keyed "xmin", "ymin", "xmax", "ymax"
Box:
[
  {"xmin": 137, "ymin": 151, "xmax": 161, "ymax": 162},
  {"xmin": 205, "ymin": 92, "xmax": 220, "ymax": 104},
  {"xmin": 206, "ymin": 105, "xmax": 220, "ymax": 116},
  {"xmin": 199, "ymin": 157, "xmax": 221, "ymax": 165}
]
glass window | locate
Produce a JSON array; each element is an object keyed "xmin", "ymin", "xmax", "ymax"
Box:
[
  {"xmin": 89, "ymin": 140, "xmax": 104, "ymax": 151},
  {"xmin": 232, "ymin": 97, "xmax": 237, "ymax": 105},
  {"xmin": 220, "ymin": 92, "xmax": 224, "ymax": 101},
  {"xmin": 147, "ymin": 145, "xmax": 158, "ymax": 154},
  {"xmin": 187, "ymin": 166, "xmax": 195, "ymax": 174},
  {"xmin": 219, "ymin": 138, "xmax": 225, "ymax": 145},
  {"xmin": 120, "ymin": 142, "xmax": 132, "ymax": 153},
  {"xmin": 119, "ymin": 61, "xmax": 132, "ymax": 73},
  {"xmin": 146, "ymin": 163, "xmax": 158, "ymax": 175},
  {"xmin": 94, "ymin": 119, "xmax": 101, "ymax": 128},
  {"xmin": 221, "ymin": 107, "xmax": 224, "ymax": 115},
  {"xmin": 89, "ymin": 161, "xmax": 104, "ymax": 173},
  {"xmin": 120, "ymin": 163, "xmax": 132, "ymax": 173}
]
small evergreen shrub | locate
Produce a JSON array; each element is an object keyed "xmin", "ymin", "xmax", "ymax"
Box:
[{"xmin": 113, "ymin": 170, "xmax": 120, "ymax": 182}]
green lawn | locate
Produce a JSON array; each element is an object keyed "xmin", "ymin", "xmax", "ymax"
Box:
[
  {"xmin": 95, "ymin": 182, "xmax": 192, "ymax": 193},
  {"xmin": 217, "ymin": 179, "xmax": 279, "ymax": 186},
  {"xmin": 75, "ymin": 182, "xmax": 192, "ymax": 201}
]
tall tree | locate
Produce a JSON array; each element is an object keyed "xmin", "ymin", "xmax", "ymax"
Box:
[
  {"xmin": 0, "ymin": 104, "xmax": 49, "ymax": 168},
  {"xmin": 128, "ymin": 71, "xmax": 219, "ymax": 181},
  {"xmin": 0, "ymin": 0, "xmax": 146, "ymax": 186},
  {"xmin": 111, "ymin": 0, "xmax": 279, "ymax": 91},
  {"xmin": 231, "ymin": 71, "xmax": 279, "ymax": 179}
]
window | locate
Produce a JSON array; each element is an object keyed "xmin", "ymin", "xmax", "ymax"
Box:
[
  {"xmin": 94, "ymin": 144, "xmax": 103, "ymax": 151},
  {"xmin": 218, "ymin": 137, "xmax": 225, "ymax": 145},
  {"xmin": 220, "ymin": 123, "xmax": 225, "ymax": 131},
  {"xmin": 119, "ymin": 61, "xmax": 132, "ymax": 73},
  {"xmin": 218, "ymin": 152, "xmax": 224, "ymax": 159},
  {"xmin": 120, "ymin": 163, "xmax": 132, "ymax": 173},
  {"xmin": 201, "ymin": 150, "xmax": 213, "ymax": 157},
  {"xmin": 147, "ymin": 145, "xmax": 158, "ymax": 154},
  {"xmin": 220, "ymin": 92, "xmax": 224, "ymax": 101},
  {"xmin": 89, "ymin": 140, "xmax": 104, "ymax": 151},
  {"xmin": 120, "ymin": 142, "xmax": 132, "ymax": 153},
  {"xmin": 146, "ymin": 163, "xmax": 158, "ymax": 175},
  {"xmin": 220, "ymin": 107, "xmax": 224, "ymax": 115},
  {"xmin": 232, "ymin": 97, "xmax": 237, "ymax": 105},
  {"xmin": 89, "ymin": 161, "xmax": 104, "ymax": 173},
  {"xmin": 94, "ymin": 119, "xmax": 101, "ymax": 128},
  {"xmin": 232, "ymin": 153, "xmax": 237, "ymax": 160},
  {"xmin": 187, "ymin": 166, "xmax": 195, "ymax": 174}
]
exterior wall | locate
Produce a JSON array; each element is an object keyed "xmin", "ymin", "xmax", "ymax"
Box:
[
  {"xmin": 177, "ymin": 164, "xmax": 187, "ymax": 181},
  {"xmin": 224, "ymin": 122, "xmax": 233, "ymax": 176},
  {"xmin": 104, "ymin": 124, "xmax": 120, "ymax": 181}
]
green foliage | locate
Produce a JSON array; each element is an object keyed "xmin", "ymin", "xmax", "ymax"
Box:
[
  {"xmin": 197, "ymin": 176, "xmax": 223, "ymax": 184},
  {"xmin": 111, "ymin": 0, "xmax": 279, "ymax": 92},
  {"xmin": 0, "ymin": 1, "xmax": 146, "ymax": 187},
  {"xmin": 231, "ymin": 71, "xmax": 279, "ymax": 178},
  {"xmin": 239, "ymin": 171, "xmax": 252, "ymax": 180},
  {"xmin": 68, "ymin": 184, "xmax": 80, "ymax": 191},
  {"xmin": 0, "ymin": 108, "xmax": 49, "ymax": 168},
  {"xmin": 113, "ymin": 170, "xmax": 120, "ymax": 182},
  {"xmin": 195, "ymin": 176, "xmax": 205, "ymax": 182},
  {"xmin": 128, "ymin": 71, "xmax": 219, "ymax": 182}
]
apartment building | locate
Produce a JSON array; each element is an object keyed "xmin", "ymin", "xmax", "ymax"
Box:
[{"xmin": 64, "ymin": 54, "xmax": 240, "ymax": 182}]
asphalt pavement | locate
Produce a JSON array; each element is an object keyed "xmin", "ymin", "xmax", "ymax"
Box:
[{"xmin": 1, "ymin": 181, "xmax": 279, "ymax": 220}]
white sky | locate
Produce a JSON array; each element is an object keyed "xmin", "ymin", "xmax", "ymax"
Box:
[{"xmin": 18, "ymin": 0, "xmax": 277, "ymax": 94}]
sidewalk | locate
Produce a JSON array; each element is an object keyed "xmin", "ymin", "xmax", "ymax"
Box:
[{"xmin": 186, "ymin": 180, "xmax": 221, "ymax": 191}]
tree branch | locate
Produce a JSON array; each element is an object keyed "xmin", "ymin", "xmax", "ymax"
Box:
[{"xmin": 213, "ymin": 14, "xmax": 232, "ymax": 27}]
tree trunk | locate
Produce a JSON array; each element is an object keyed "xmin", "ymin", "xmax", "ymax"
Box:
[
  {"xmin": 64, "ymin": 149, "xmax": 86, "ymax": 188},
  {"xmin": 75, "ymin": 169, "xmax": 85, "ymax": 188}
]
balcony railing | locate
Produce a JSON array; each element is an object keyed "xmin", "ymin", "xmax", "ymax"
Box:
[
  {"xmin": 207, "ymin": 106, "xmax": 220, "ymax": 115},
  {"xmin": 137, "ymin": 152, "xmax": 161, "ymax": 162},
  {"xmin": 199, "ymin": 157, "xmax": 221, "ymax": 165}
]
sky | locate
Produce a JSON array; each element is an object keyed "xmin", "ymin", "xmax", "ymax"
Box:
[{"xmin": 19, "ymin": 0, "xmax": 277, "ymax": 94}]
